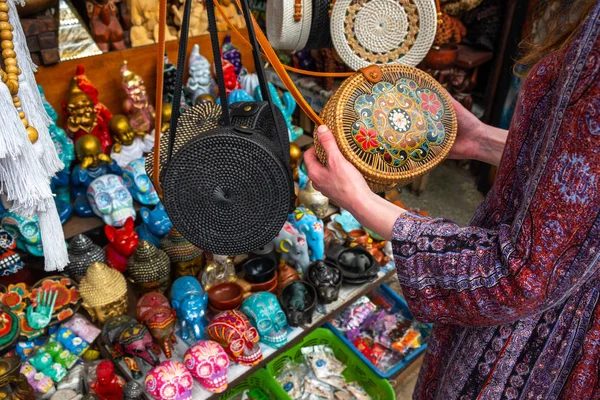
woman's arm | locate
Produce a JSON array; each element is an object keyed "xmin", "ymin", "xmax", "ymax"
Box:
[{"xmin": 304, "ymin": 120, "xmax": 600, "ymax": 327}]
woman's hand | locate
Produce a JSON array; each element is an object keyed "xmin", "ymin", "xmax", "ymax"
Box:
[
  {"xmin": 447, "ymin": 98, "xmax": 508, "ymax": 166},
  {"xmin": 304, "ymin": 126, "xmax": 406, "ymax": 241},
  {"xmin": 303, "ymin": 125, "xmax": 372, "ymax": 212}
]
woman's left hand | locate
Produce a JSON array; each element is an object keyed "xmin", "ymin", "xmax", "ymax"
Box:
[{"xmin": 303, "ymin": 125, "xmax": 374, "ymax": 214}]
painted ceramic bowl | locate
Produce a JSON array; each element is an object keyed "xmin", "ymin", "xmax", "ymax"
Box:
[
  {"xmin": 242, "ymin": 257, "xmax": 276, "ymax": 284},
  {"xmin": 207, "ymin": 283, "xmax": 243, "ymax": 310}
]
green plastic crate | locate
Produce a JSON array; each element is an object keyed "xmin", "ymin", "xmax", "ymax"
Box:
[
  {"xmin": 220, "ymin": 368, "xmax": 291, "ymax": 399},
  {"xmin": 265, "ymin": 328, "xmax": 395, "ymax": 400}
]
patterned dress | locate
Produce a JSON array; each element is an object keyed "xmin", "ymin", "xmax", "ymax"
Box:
[{"xmin": 392, "ymin": 4, "xmax": 600, "ymax": 399}]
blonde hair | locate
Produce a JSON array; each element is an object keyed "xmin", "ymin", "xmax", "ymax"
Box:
[{"xmin": 516, "ymin": 0, "xmax": 596, "ymax": 76}]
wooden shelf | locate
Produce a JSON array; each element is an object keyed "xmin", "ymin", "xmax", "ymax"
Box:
[
  {"xmin": 35, "ymin": 29, "xmax": 255, "ymax": 128},
  {"xmin": 105, "ymin": 266, "xmax": 397, "ymax": 399}
]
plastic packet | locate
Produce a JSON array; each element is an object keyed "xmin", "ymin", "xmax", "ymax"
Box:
[
  {"xmin": 320, "ymin": 376, "xmax": 347, "ymax": 391},
  {"xmin": 339, "ymin": 297, "xmax": 377, "ymax": 331},
  {"xmin": 303, "ymin": 376, "xmax": 334, "ymax": 399},
  {"xmin": 276, "ymin": 361, "xmax": 305, "ymax": 399},
  {"xmin": 301, "ymin": 345, "xmax": 345, "ymax": 379},
  {"xmin": 345, "ymin": 382, "xmax": 371, "ymax": 400},
  {"xmin": 392, "ymin": 327, "xmax": 422, "ymax": 354}
]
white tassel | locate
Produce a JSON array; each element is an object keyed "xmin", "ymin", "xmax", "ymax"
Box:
[
  {"xmin": 0, "ymin": 83, "xmax": 28, "ymax": 158},
  {"xmin": 37, "ymin": 198, "xmax": 68, "ymax": 271},
  {"xmin": 18, "ymin": 79, "xmax": 63, "ymax": 176}
]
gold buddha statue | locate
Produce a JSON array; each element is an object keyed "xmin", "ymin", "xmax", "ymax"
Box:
[
  {"xmin": 65, "ymin": 77, "xmax": 97, "ymax": 135},
  {"xmin": 75, "ymin": 134, "xmax": 112, "ymax": 170}
]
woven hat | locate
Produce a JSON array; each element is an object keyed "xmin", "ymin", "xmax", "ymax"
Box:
[
  {"xmin": 79, "ymin": 262, "xmax": 127, "ymax": 308},
  {"xmin": 267, "ymin": 0, "xmax": 313, "ymax": 50},
  {"xmin": 65, "ymin": 234, "xmax": 106, "ymax": 280},
  {"xmin": 159, "ymin": 228, "xmax": 204, "ymax": 264},
  {"xmin": 330, "ymin": 0, "xmax": 437, "ymax": 70},
  {"xmin": 315, "ymin": 64, "xmax": 457, "ymax": 191},
  {"xmin": 127, "ymin": 241, "xmax": 171, "ymax": 283}
]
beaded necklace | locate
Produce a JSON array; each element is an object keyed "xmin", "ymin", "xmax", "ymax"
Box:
[{"xmin": 0, "ymin": 0, "xmax": 38, "ymax": 144}]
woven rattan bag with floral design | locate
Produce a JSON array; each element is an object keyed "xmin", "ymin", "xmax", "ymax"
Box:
[{"xmin": 219, "ymin": 0, "xmax": 457, "ymax": 192}]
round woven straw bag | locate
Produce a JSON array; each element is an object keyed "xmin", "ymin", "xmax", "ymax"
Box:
[
  {"xmin": 305, "ymin": 0, "xmax": 332, "ymax": 49},
  {"xmin": 315, "ymin": 64, "xmax": 457, "ymax": 192},
  {"xmin": 330, "ymin": 0, "xmax": 437, "ymax": 70},
  {"xmin": 267, "ymin": 0, "xmax": 313, "ymax": 50}
]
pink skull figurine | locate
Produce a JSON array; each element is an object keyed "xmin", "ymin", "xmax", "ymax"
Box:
[
  {"xmin": 183, "ymin": 341, "xmax": 229, "ymax": 393},
  {"xmin": 145, "ymin": 361, "xmax": 193, "ymax": 400},
  {"xmin": 137, "ymin": 292, "xmax": 177, "ymax": 359},
  {"xmin": 206, "ymin": 310, "xmax": 262, "ymax": 366}
]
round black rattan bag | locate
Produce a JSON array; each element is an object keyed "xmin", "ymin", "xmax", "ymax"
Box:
[{"xmin": 161, "ymin": 105, "xmax": 293, "ymax": 256}]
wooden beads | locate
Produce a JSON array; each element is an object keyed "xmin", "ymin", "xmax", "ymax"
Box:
[{"xmin": 0, "ymin": 0, "xmax": 39, "ymax": 144}]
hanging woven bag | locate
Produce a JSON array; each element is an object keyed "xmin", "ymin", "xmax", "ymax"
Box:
[
  {"xmin": 266, "ymin": 0, "xmax": 313, "ymax": 50},
  {"xmin": 148, "ymin": 0, "xmax": 294, "ymax": 255}
]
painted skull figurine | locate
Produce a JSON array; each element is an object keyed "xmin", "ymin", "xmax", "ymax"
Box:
[
  {"xmin": 87, "ymin": 174, "xmax": 136, "ymax": 227},
  {"xmin": 2, "ymin": 211, "xmax": 43, "ymax": 257},
  {"xmin": 171, "ymin": 277, "xmax": 208, "ymax": 341},
  {"xmin": 206, "ymin": 310, "xmax": 262, "ymax": 366},
  {"xmin": 122, "ymin": 158, "xmax": 159, "ymax": 205},
  {"xmin": 241, "ymin": 292, "xmax": 289, "ymax": 349},
  {"xmin": 184, "ymin": 341, "xmax": 229, "ymax": 393},
  {"xmin": 145, "ymin": 361, "xmax": 193, "ymax": 400}
]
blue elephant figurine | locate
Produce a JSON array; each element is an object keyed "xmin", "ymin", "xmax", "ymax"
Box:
[
  {"xmin": 135, "ymin": 202, "xmax": 173, "ymax": 247},
  {"xmin": 171, "ymin": 277, "xmax": 208, "ymax": 341},
  {"xmin": 287, "ymin": 207, "xmax": 324, "ymax": 262},
  {"xmin": 272, "ymin": 221, "xmax": 310, "ymax": 276},
  {"xmin": 254, "ymin": 82, "xmax": 303, "ymax": 141}
]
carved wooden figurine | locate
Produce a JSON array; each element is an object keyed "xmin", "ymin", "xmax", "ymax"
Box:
[
  {"xmin": 172, "ymin": 0, "xmax": 208, "ymax": 37},
  {"xmin": 130, "ymin": 0, "xmax": 177, "ymax": 47},
  {"xmin": 86, "ymin": 0, "xmax": 126, "ymax": 52},
  {"xmin": 216, "ymin": 0, "xmax": 245, "ymax": 31}
]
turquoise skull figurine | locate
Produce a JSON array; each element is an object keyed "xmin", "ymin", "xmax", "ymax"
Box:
[
  {"xmin": 87, "ymin": 174, "xmax": 136, "ymax": 227},
  {"xmin": 122, "ymin": 158, "xmax": 159, "ymax": 205},
  {"xmin": 2, "ymin": 211, "xmax": 43, "ymax": 256},
  {"xmin": 171, "ymin": 277, "xmax": 208, "ymax": 341},
  {"xmin": 254, "ymin": 82, "xmax": 302, "ymax": 141},
  {"xmin": 241, "ymin": 292, "xmax": 288, "ymax": 349}
]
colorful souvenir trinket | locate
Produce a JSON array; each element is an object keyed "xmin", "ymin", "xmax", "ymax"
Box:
[
  {"xmin": 79, "ymin": 262, "xmax": 128, "ymax": 325},
  {"xmin": 145, "ymin": 360, "xmax": 193, "ymax": 400},
  {"xmin": 105, "ymin": 217, "xmax": 139, "ymax": 273},
  {"xmin": 136, "ymin": 292, "xmax": 176, "ymax": 358},
  {"xmin": 206, "ymin": 310, "xmax": 262, "ymax": 366},
  {"xmin": 241, "ymin": 292, "xmax": 289, "ymax": 349},
  {"xmin": 170, "ymin": 277, "xmax": 208, "ymax": 341},
  {"xmin": 127, "ymin": 241, "xmax": 171, "ymax": 295},
  {"xmin": 183, "ymin": 341, "xmax": 229, "ymax": 393},
  {"xmin": 159, "ymin": 228, "xmax": 205, "ymax": 279},
  {"xmin": 65, "ymin": 234, "xmax": 106, "ymax": 281}
]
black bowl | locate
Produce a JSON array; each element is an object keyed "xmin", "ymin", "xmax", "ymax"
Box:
[
  {"xmin": 279, "ymin": 281, "xmax": 317, "ymax": 327},
  {"xmin": 326, "ymin": 245, "xmax": 379, "ymax": 283},
  {"xmin": 242, "ymin": 257, "xmax": 277, "ymax": 284}
]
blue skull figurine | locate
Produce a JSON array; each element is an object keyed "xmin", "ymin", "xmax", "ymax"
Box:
[
  {"xmin": 135, "ymin": 202, "xmax": 172, "ymax": 247},
  {"xmin": 170, "ymin": 277, "xmax": 208, "ymax": 341},
  {"xmin": 2, "ymin": 211, "xmax": 43, "ymax": 257},
  {"xmin": 122, "ymin": 158, "xmax": 159, "ymax": 205},
  {"xmin": 241, "ymin": 292, "xmax": 288, "ymax": 349},
  {"xmin": 287, "ymin": 207, "xmax": 324, "ymax": 262},
  {"xmin": 39, "ymin": 85, "xmax": 75, "ymax": 224}
]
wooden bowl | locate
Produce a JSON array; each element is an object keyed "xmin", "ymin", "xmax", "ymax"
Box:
[
  {"xmin": 208, "ymin": 302, "xmax": 240, "ymax": 314},
  {"xmin": 422, "ymin": 44, "xmax": 459, "ymax": 70},
  {"xmin": 242, "ymin": 257, "xmax": 277, "ymax": 284},
  {"xmin": 207, "ymin": 282, "xmax": 243, "ymax": 310}
]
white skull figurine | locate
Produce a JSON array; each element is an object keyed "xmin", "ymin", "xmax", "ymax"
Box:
[{"xmin": 87, "ymin": 174, "xmax": 136, "ymax": 227}]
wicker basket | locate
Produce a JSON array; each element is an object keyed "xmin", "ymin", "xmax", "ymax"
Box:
[{"xmin": 315, "ymin": 64, "xmax": 457, "ymax": 192}]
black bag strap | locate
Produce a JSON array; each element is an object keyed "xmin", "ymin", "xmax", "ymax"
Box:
[{"xmin": 167, "ymin": 0, "xmax": 287, "ymax": 163}]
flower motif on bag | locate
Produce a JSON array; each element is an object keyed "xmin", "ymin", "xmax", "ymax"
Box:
[
  {"xmin": 351, "ymin": 78, "xmax": 447, "ymax": 167},
  {"xmin": 355, "ymin": 127, "xmax": 379, "ymax": 151},
  {"xmin": 420, "ymin": 92, "xmax": 442, "ymax": 115}
]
